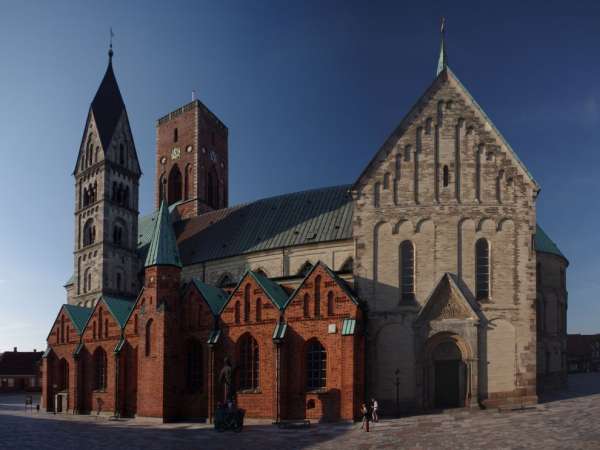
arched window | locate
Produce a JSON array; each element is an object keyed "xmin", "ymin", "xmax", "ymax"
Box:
[
  {"xmin": 83, "ymin": 268, "xmax": 92, "ymax": 293},
  {"xmin": 255, "ymin": 268, "xmax": 268, "ymax": 278},
  {"xmin": 65, "ymin": 325, "xmax": 70, "ymax": 343},
  {"xmin": 374, "ymin": 182, "xmax": 381, "ymax": 207},
  {"xmin": 314, "ymin": 276, "xmax": 321, "ymax": 317},
  {"xmin": 83, "ymin": 219, "xmax": 95, "ymax": 246},
  {"xmin": 244, "ymin": 284, "xmax": 251, "ymax": 322},
  {"xmin": 303, "ymin": 293, "xmax": 310, "ymax": 318},
  {"xmin": 94, "ymin": 348, "xmax": 107, "ymax": 390},
  {"xmin": 234, "ymin": 301, "xmax": 240, "ymax": 324},
  {"xmin": 340, "ymin": 257, "xmax": 353, "ymax": 273},
  {"xmin": 476, "ymin": 238, "xmax": 490, "ymax": 300},
  {"xmin": 98, "ymin": 309, "xmax": 103, "ymax": 338},
  {"xmin": 113, "ymin": 224, "xmax": 123, "ymax": 246},
  {"xmin": 167, "ymin": 164, "xmax": 182, "ymax": 205},
  {"xmin": 93, "ymin": 321, "xmax": 97, "ymax": 340},
  {"xmin": 443, "ymin": 165, "xmax": 450, "ymax": 187},
  {"xmin": 186, "ymin": 339, "xmax": 203, "ymax": 392},
  {"xmin": 173, "ymin": 127, "xmax": 178, "ymax": 143},
  {"xmin": 256, "ymin": 298, "xmax": 262, "ymax": 322},
  {"xmin": 239, "ymin": 334, "xmax": 259, "ymax": 390},
  {"xmin": 104, "ymin": 319, "xmax": 109, "ymax": 338},
  {"xmin": 145, "ymin": 319, "xmax": 153, "ymax": 357},
  {"xmin": 327, "ymin": 291, "xmax": 334, "ymax": 316},
  {"xmin": 400, "ymin": 240, "xmax": 415, "ymax": 302},
  {"xmin": 59, "ymin": 358, "xmax": 69, "ymax": 390},
  {"xmin": 306, "ymin": 340, "xmax": 326, "ymax": 390}
]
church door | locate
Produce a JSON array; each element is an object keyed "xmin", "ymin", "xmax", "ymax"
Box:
[{"xmin": 434, "ymin": 360, "xmax": 460, "ymax": 408}]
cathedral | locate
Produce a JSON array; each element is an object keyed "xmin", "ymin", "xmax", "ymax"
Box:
[{"xmin": 42, "ymin": 33, "xmax": 568, "ymax": 422}]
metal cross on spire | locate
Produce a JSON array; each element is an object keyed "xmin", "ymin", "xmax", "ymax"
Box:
[
  {"xmin": 109, "ymin": 27, "xmax": 114, "ymax": 59},
  {"xmin": 436, "ymin": 17, "xmax": 448, "ymax": 77}
]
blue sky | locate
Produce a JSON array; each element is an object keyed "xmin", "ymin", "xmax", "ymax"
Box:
[{"xmin": 0, "ymin": 1, "xmax": 599, "ymax": 351}]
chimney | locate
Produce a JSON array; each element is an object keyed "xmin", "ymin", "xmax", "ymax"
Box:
[{"xmin": 13, "ymin": 347, "xmax": 17, "ymax": 352}]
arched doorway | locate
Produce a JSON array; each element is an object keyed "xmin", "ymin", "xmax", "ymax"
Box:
[
  {"xmin": 421, "ymin": 333, "xmax": 471, "ymax": 410},
  {"xmin": 432, "ymin": 341, "xmax": 463, "ymax": 408}
]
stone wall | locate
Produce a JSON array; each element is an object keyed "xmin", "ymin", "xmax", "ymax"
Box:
[{"xmin": 352, "ymin": 70, "xmax": 538, "ymax": 410}]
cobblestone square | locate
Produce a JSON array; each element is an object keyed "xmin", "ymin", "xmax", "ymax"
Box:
[{"xmin": 1, "ymin": 374, "xmax": 599, "ymax": 450}]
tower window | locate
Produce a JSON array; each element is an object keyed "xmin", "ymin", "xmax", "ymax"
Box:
[
  {"xmin": 83, "ymin": 219, "xmax": 95, "ymax": 247},
  {"xmin": 174, "ymin": 128, "xmax": 178, "ymax": 143},
  {"xmin": 167, "ymin": 164, "xmax": 183, "ymax": 205},
  {"xmin": 443, "ymin": 165, "xmax": 449, "ymax": 187}
]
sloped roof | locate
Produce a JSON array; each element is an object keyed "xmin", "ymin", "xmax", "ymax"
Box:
[
  {"xmin": 64, "ymin": 304, "xmax": 93, "ymax": 335},
  {"xmin": 145, "ymin": 201, "xmax": 182, "ymax": 268},
  {"xmin": 535, "ymin": 224, "xmax": 567, "ymax": 261},
  {"xmin": 0, "ymin": 351, "xmax": 43, "ymax": 376},
  {"xmin": 173, "ymin": 185, "xmax": 353, "ymax": 265},
  {"xmin": 191, "ymin": 278, "xmax": 229, "ymax": 315},
  {"xmin": 102, "ymin": 296, "xmax": 136, "ymax": 329},
  {"xmin": 90, "ymin": 57, "xmax": 126, "ymax": 150}
]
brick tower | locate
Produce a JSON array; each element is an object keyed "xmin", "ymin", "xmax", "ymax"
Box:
[
  {"xmin": 154, "ymin": 98, "xmax": 228, "ymax": 220},
  {"xmin": 70, "ymin": 46, "xmax": 142, "ymax": 306}
]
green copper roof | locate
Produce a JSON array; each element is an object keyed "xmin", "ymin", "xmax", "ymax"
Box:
[
  {"xmin": 207, "ymin": 329, "xmax": 221, "ymax": 345},
  {"xmin": 73, "ymin": 343, "xmax": 84, "ymax": 356},
  {"xmin": 102, "ymin": 295, "xmax": 136, "ymax": 329},
  {"xmin": 272, "ymin": 322, "xmax": 287, "ymax": 340},
  {"xmin": 191, "ymin": 278, "xmax": 229, "ymax": 316},
  {"xmin": 535, "ymin": 224, "xmax": 566, "ymax": 260},
  {"xmin": 341, "ymin": 318, "xmax": 357, "ymax": 336},
  {"xmin": 250, "ymin": 270, "xmax": 289, "ymax": 310},
  {"xmin": 114, "ymin": 337, "xmax": 126, "ymax": 354},
  {"xmin": 144, "ymin": 201, "xmax": 182, "ymax": 268},
  {"xmin": 64, "ymin": 304, "xmax": 93, "ymax": 335}
]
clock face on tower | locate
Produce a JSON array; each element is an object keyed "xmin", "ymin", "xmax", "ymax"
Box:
[{"xmin": 171, "ymin": 147, "xmax": 181, "ymax": 160}]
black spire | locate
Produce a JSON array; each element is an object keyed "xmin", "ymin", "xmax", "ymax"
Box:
[{"xmin": 90, "ymin": 33, "xmax": 125, "ymax": 150}]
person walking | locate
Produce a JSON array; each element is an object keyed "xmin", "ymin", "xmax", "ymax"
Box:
[
  {"xmin": 360, "ymin": 402, "xmax": 371, "ymax": 432},
  {"xmin": 371, "ymin": 398, "xmax": 379, "ymax": 423}
]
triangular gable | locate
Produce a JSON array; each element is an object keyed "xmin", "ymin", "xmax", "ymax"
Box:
[
  {"xmin": 283, "ymin": 260, "xmax": 361, "ymax": 309},
  {"xmin": 220, "ymin": 270, "xmax": 289, "ymax": 313},
  {"xmin": 188, "ymin": 278, "xmax": 229, "ymax": 316},
  {"xmin": 353, "ymin": 68, "xmax": 538, "ymax": 192},
  {"xmin": 101, "ymin": 295, "xmax": 136, "ymax": 329},
  {"xmin": 64, "ymin": 304, "xmax": 94, "ymax": 335},
  {"xmin": 416, "ymin": 273, "xmax": 480, "ymax": 323},
  {"xmin": 46, "ymin": 304, "xmax": 93, "ymax": 341}
]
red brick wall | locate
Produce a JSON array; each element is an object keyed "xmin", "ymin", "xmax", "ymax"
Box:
[
  {"xmin": 155, "ymin": 100, "xmax": 229, "ymax": 216},
  {"xmin": 43, "ymin": 265, "xmax": 365, "ymax": 422},
  {"xmin": 282, "ymin": 264, "xmax": 363, "ymax": 421},
  {"xmin": 219, "ymin": 274, "xmax": 282, "ymax": 418}
]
